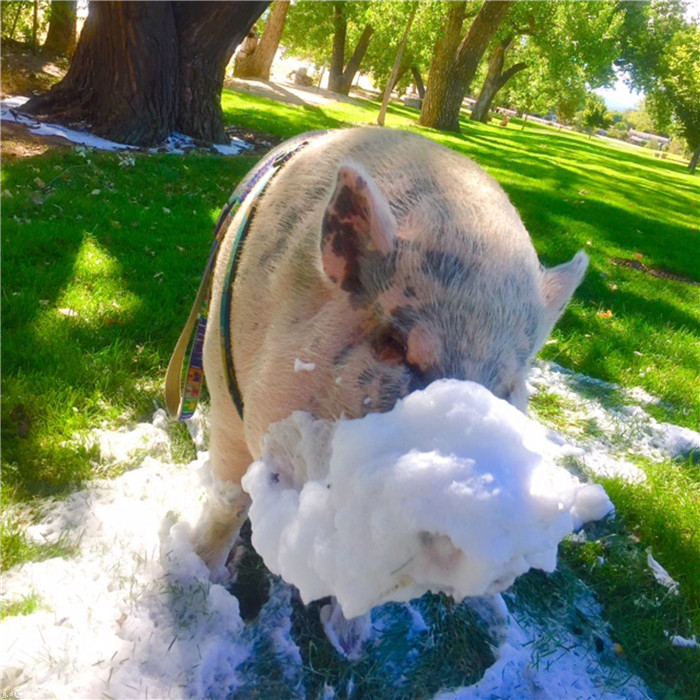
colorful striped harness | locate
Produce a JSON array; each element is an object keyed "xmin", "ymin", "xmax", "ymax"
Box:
[{"xmin": 165, "ymin": 132, "xmax": 324, "ymax": 422}]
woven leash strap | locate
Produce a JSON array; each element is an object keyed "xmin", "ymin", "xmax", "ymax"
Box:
[{"xmin": 164, "ymin": 132, "xmax": 324, "ymax": 421}]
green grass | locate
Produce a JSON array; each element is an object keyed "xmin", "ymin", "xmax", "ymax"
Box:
[
  {"xmin": 0, "ymin": 591, "xmax": 47, "ymax": 620},
  {"xmin": 1, "ymin": 87, "xmax": 699, "ymax": 697}
]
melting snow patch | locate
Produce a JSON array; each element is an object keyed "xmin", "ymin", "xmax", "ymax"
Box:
[
  {"xmin": 528, "ymin": 361, "xmax": 700, "ymax": 477},
  {"xmin": 1, "ymin": 96, "xmax": 251, "ymax": 155},
  {"xmin": 666, "ymin": 633, "xmax": 698, "ymax": 649},
  {"xmin": 242, "ymin": 379, "xmax": 613, "ymax": 618},
  {"xmin": 646, "ymin": 548, "xmax": 680, "ymax": 595}
]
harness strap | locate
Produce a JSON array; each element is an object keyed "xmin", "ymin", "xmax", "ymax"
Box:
[{"xmin": 165, "ymin": 131, "xmax": 325, "ymax": 421}]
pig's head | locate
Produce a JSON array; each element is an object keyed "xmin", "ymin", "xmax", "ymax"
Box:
[{"xmin": 319, "ymin": 160, "xmax": 587, "ymax": 417}]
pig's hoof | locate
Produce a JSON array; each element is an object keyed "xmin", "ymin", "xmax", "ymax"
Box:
[{"xmin": 320, "ymin": 599, "xmax": 372, "ymax": 660}]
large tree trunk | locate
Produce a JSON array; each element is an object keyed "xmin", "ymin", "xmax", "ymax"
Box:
[
  {"xmin": 471, "ymin": 36, "xmax": 527, "ymax": 122},
  {"xmin": 21, "ymin": 1, "xmax": 267, "ymax": 147},
  {"xmin": 234, "ymin": 0, "xmax": 290, "ymax": 80},
  {"xmin": 43, "ymin": 0, "xmax": 77, "ymax": 56},
  {"xmin": 174, "ymin": 2, "xmax": 267, "ymax": 143},
  {"xmin": 327, "ymin": 1, "xmax": 373, "ymax": 96},
  {"xmin": 418, "ymin": 1, "xmax": 466, "ymax": 131},
  {"xmin": 419, "ymin": 0, "xmax": 512, "ymax": 132}
]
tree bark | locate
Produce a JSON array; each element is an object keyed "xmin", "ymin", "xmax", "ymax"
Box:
[
  {"xmin": 43, "ymin": 0, "xmax": 77, "ymax": 56},
  {"xmin": 234, "ymin": 0, "xmax": 290, "ymax": 80},
  {"xmin": 31, "ymin": 0, "xmax": 39, "ymax": 53},
  {"xmin": 328, "ymin": 1, "xmax": 347, "ymax": 93},
  {"xmin": 418, "ymin": 1, "xmax": 466, "ymax": 131},
  {"xmin": 377, "ymin": 3, "xmax": 417, "ymax": 126},
  {"xmin": 410, "ymin": 65, "xmax": 425, "ymax": 99},
  {"xmin": 173, "ymin": 2, "xmax": 267, "ymax": 143},
  {"xmin": 21, "ymin": 1, "xmax": 267, "ymax": 147},
  {"xmin": 471, "ymin": 36, "xmax": 527, "ymax": 122},
  {"xmin": 690, "ymin": 144, "xmax": 700, "ymax": 174},
  {"xmin": 419, "ymin": 0, "xmax": 512, "ymax": 132},
  {"xmin": 327, "ymin": 2, "xmax": 373, "ymax": 96}
]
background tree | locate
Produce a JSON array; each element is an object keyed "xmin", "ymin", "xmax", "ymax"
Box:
[
  {"xmin": 328, "ymin": 1, "xmax": 373, "ymax": 94},
  {"xmin": 281, "ymin": 1, "xmax": 374, "ymax": 95},
  {"xmin": 20, "ymin": 1, "xmax": 268, "ymax": 147},
  {"xmin": 581, "ymin": 94, "xmax": 612, "ymax": 138},
  {"xmin": 471, "ymin": 1, "xmax": 622, "ymax": 124},
  {"xmin": 616, "ymin": 0, "xmax": 699, "ymax": 172},
  {"xmin": 376, "ymin": 1, "xmax": 417, "ymax": 126},
  {"xmin": 361, "ymin": 1, "xmax": 444, "ymax": 100},
  {"xmin": 418, "ymin": 0, "xmax": 513, "ymax": 133},
  {"xmin": 1, "ymin": 0, "xmax": 49, "ymax": 46},
  {"xmin": 43, "ymin": 0, "xmax": 76, "ymax": 56},
  {"xmin": 234, "ymin": 0, "xmax": 289, "ymax": 80}
]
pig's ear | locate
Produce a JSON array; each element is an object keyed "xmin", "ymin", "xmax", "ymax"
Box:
[
  {"xmin": 538, "ymin": 250, "xmax": 588, "ymax": 341},
  {"xmin": 321, "ymin": 163, "xmax": 397, "ymax": 291}
]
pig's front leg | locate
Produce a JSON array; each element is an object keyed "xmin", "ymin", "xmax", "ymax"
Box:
[
  {"xmin": 192, "ymin": 378, "xmax": 253, "ymax": 580},
  {"xmin": 320, "ymin": 598, "xmax": 372, "ymax": 660}
]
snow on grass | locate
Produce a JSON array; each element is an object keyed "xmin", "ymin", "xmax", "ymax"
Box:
[
  {"xmin": 0, "ymin": 96, "xmax": 251, "ymax": 155},
  {"xmin": 3, "ymin": 362, "xmax": 695, "ymax": 698},
  {"xmin": 528, "ymin": 361, "xmax": 700, "ymax": 480}
]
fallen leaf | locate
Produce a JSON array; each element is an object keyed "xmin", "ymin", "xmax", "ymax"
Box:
[
  {"xmin": 634, "ymin": 252, "xmax": 644, "ymax": 260},
  {"xmin": 34, "ymin": 177, "xmax": 46, "ymax": 188},
  {"xmin": 597, "ymin": 309, "xmax": 613, "ymax": 319}
]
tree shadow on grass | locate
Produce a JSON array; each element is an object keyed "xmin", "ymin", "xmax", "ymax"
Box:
[{"xmin": 1, "ymin": 148, "xmax": 258, "ymax": 499}]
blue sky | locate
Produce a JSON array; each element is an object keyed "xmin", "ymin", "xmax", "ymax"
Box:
[{"xmin": 594, "ymin": 76, "xmax": 643, "ymax": 113}]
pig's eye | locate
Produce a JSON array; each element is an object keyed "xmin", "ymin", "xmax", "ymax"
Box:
[{"xmin": 372, "ymin": 328, "xmax": 407, "ymax": 365}]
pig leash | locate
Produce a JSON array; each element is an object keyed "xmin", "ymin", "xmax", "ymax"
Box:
[{"xmin": 165, "ymin": 131, "xmax": 326, "ymax": 422}]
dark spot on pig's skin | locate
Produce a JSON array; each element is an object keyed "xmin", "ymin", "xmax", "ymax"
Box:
[
  {"xmin": 333, "ymin": 343, "xmax": 355, "ymax": 367},
  {"xmin": 334, "ymin": 185, "xmax": 367, "ymax": 222},
  {"xmin": 377, "ymin": 373, "xmax": 410, "ymax": 413},
  {"xmin": 358, "ymin": 369, "xmax": 376, "ymax": 386},
  {"xmin": 389, "ymin": 305, "xmax": 419, "ymax": 333},
  {"xmin": 257, "ymin": 236, "xmax": 288, "ymax": 269},
  {"xmin": 421, "ymin": 250, "xmax": 471, "ymax": 288}
]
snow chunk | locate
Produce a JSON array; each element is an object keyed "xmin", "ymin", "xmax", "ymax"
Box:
[
  {"xmin": 294, "ymin": 358, "xmax": 316, "ymax": 372},
  {"xmin": 646, "ymin": 548, "xmax": 680, "ymax": 595},
  {"xmin": 242, "ymin": 379, "xmax": 613, "ymax": 618},
  {"xmin": 666, "ymin": 633, "xmax": 698, "ymax": 649}
]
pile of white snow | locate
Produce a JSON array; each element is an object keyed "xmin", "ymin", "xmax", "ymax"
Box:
[
  {"xmin": 243, "ymin": 379, "xmax": 612, "ymax": 618},
  {"xmin": 0, "ymin": 96, "xmax": 250, "ymax": 155}
]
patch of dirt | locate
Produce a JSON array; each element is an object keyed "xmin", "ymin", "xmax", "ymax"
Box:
[
  {"xmin": 610, "ymin": 257, "xmax": 699, "ymax": 287},
  {"xmin": 0, "ymin": 119, "xmax": 72, "ymax": 159},
  {"xmin": 0, "ymin": 39, "xmax": 67, "ymax": 98}
]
